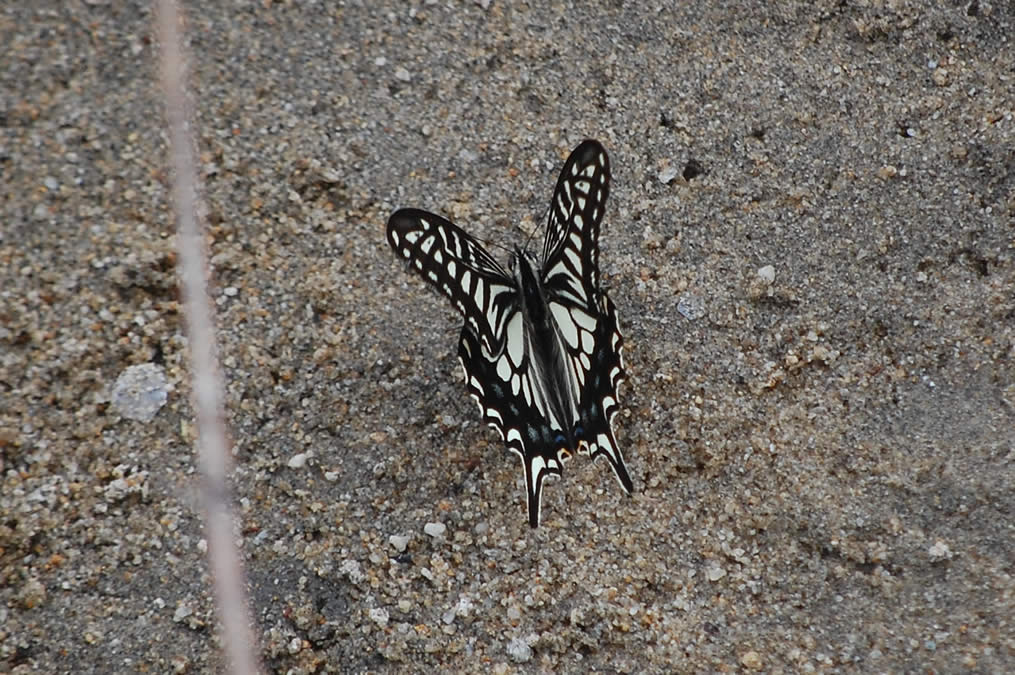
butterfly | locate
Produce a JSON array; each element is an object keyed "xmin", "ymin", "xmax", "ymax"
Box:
[{"xmin": 386, "ymin": 140, "xmax": 633, "ymax": 527}]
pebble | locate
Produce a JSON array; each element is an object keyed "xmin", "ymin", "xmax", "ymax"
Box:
[
  {"xmin": 111, "ymin": 363, "xmax": 169, "ymax": 422},
  {"xmin": 18, "ymin": 578, "xmax": 46, "ymax": 609},
  {"xmin": 506, "ymin": 637, "xmax": 532, "ymax": 663},
  {"xmin": 740, "ymin": 650, "xmax": 763, "ymax": 670},
  {"xmin": 677, "ymin": 294, "xmax": 706, "ymax": 321},
  {"xmin": 928, "ymin": 540, "xmax": 952, "ymax": 560},
  {"xmin": 424, "ymin": 522, "xmax": 446, "ymax": 538},
  {"xmin": 368, "ymin": 608, "xmax": 390, "ymax": 628},
  {"xmin": 657, "ymin": 166, "xmax": 679, "ymax": 184}
]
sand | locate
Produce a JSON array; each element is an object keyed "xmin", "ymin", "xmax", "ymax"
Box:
[{"xmin": 2, "ymin": 1, "xmax": 1012, "ymax": 672}]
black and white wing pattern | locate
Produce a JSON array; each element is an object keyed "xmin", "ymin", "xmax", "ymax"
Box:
[
  {"xmin": 387, "ymin": 209, "xmax": 517, "ymax": 358},
  {"xmin": 386, "ymin": 139, "xmax": 632, "ymax": 527},
  {"xmin": 539, "ymin": 141, "xmax": 633, "ymax": 498}
]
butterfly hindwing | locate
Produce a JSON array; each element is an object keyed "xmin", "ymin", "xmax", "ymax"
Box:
[
  {"xmin": 575, "ymin": 293, "xmax": 633, "ymax": 494},
  {"xmin": 458, "ymin": 327, "xmax": 568, "ymax": 528}
]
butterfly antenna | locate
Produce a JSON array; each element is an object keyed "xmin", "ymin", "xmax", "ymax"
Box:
[
  {"xmin": 520, "ymin": 202, "xmax": 550, "ymax": 256},
  {"xmin": 470, "ymin": 220, "xmax": 515, "ymax": 265},
  {"xmin": 481, "ymin": 234, "xmax": 514, "ymax": 259}
]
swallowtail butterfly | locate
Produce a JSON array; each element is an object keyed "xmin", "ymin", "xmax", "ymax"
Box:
[{"xmin": 386, "ymin": 140, "xmax": 633, "ymax": 527}]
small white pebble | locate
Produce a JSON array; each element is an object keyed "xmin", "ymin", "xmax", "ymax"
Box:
[
  {"xmin": 677, "ymin": 294, "xmax": 706, "ymax": 321},
  {"xmin": 287, "ymin": 453, "xmax": 308, "ymax": 469},
  {"xmin": 706, "ymin": 564, "xmax": 726, "ymax": 581},
  {"xmin": 389, "ymin": 534, "xmax": 410, "ymax": 552},
  {"xmin": 18, "ymin": 578, "xmax": 46, "ymax": 609},
  {"xmin": 340, "ymin": 559, "xmax": 364, "ymax": 583},
  {"xmin": 928, "ymin": 540, "xmax": 952, "ymax": 560},
  {"xmin": 369, "ymin": 607, "xmax": 390, "ymax": 628},
  {"xmin": 374, "ymin": 56, "xmax": 387, "ymax": 66},
  {"xmin": 111, "ymin": 363, "xmax": 169, "ymax": 422},
  {"xmin": 507, "ymin": 637, "xmax": 532, "ymax": 663},
  {"xmin": 424, "ymin": 522, "xmax": 446, "ymax": 538},
  {"xmin": 757, "ymin": 264, "xmax": 776, "ymax": 284},
  {"xmin": 657, "ymin": 166, "xmax": 679, "ymax": 184},
  {"xmin": 103, "ymin": 478, "xmax": 130, "ymax": 503},
  {"xmin": 394, "ymin": 67, "xmax": 411, "ymax": 82}
]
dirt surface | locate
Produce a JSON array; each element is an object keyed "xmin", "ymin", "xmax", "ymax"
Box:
[{"xmin": 2, "ymin": 1, "xmax": 1013, "ymax": 672}]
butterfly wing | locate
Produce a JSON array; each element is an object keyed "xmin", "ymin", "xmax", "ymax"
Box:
[
  {"xmin": 387, "ymin": 209, "xmax": 517, "ymax": 356},
  {"xmin": 575, "ymin": 293, "xmax": 633, "ymax": 493},
  {"xmin": 458, "ymin": 324, "xmax": 571, "ymax": 528},
  {"xmin": 388, "ymin": 207, "xmax": 568, "ymax": 526},
  {"xmin": 386, "ymin": 140, "xmax": 633, "ymax": 527},
  {"xmin": 541, "ymin": 139, "xmax": 610, "ymax": 305},
  {"xmin": 540, "ymin": 140, "xmax": 634, "ymax": 494}
]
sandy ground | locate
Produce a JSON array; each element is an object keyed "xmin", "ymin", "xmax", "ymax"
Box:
[{"xmin": 2, "ymin": 1, "xmax": 1013, "ymax": 672}]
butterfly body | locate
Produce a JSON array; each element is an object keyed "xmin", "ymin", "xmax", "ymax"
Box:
[
  {"xmin": 512, "ymin": 248, "xmax": 580, "ymax": 447},
  {"xmin": 387, "ymin": 140, "xmax": 632, "ymax": 527}
]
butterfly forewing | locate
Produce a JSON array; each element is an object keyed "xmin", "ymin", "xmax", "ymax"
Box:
[
  {"xmin": 541, "ymin": 140, "xmax": 610, "ymax": 305},
  {"xmin": 539, "ymin": 142, "xmax": 613, "ymax": 429},
  {"xmin": 387, "ymin": 209, "xmax": 518, "ymax": 356},
  {"xmin": 386, "ymin": 140, "xmax": 633, "ymax": 527}
]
